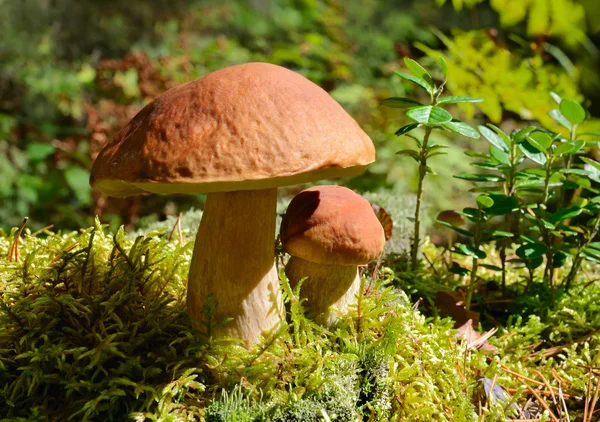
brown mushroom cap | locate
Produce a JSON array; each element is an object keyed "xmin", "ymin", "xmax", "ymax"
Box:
[
  {"xmin": 280, "ymin": 186, "xmax": 386, "ymax": 265},
  {"xmin": 90, "ymin": 62, "xmax": 375, "ymax": 197},
  {"xmin": 437, "ymin": 210, "xmax": 465, "ymax": 227}
]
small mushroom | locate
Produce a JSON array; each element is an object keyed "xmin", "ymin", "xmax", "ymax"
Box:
[
  {"xmin": 280, "ymin": 186, "xmax": 385, "ymax": 326},
  {"xmin": 436, "ymin": 210, "xmax": 465, "ymax": 263},
  {"xmin": 90, "ymin": 63, "xmax": 375, "ymax": 346}
]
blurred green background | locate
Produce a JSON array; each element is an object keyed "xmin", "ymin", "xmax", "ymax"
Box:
[{"xmin": 1, "ymin": 0, "xmax": 599, "ymax": 232}]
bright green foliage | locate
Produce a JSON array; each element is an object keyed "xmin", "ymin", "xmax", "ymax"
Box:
[{"xmin": 417, "ymin": 31, "xmax": 582, "ymax": 128}]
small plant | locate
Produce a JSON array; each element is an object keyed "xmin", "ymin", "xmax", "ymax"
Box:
[
  {"xmin": 446, "ymin": 93, "xmax": 600, "ymax": 308},
  {"xmin": 383, "ymin": 57, "xmax": 482, "ymax": 271}
]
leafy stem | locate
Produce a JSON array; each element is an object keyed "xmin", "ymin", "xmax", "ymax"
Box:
[{"xmin": 411, "ymin": 126, "xmax": 434, "ymax": 271}]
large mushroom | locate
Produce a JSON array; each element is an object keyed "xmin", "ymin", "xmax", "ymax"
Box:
[
  {"xmin": 280, "ymin": 186, "xmax": 385, "ymax": 326},
  {"xmin": 90, "ymin": 63, "xmax": 375, "ymax": 346}
]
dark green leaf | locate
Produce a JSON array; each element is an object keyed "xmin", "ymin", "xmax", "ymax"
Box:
[
  {"xmin": 443, "ymin": 120, "xmax": 480, "ymax": 138},
  {"xmin": 560, "ymin": 99, "xmax": 586, "ymax": 125},
  {"xmin": 382, "ymin": 97, "xmax": 423, "ymax": 108},
  {"xmin": 552, "ymin": 251, "xmax": 569, "ymax": 268},
  {"xmin": 396, "ymin": 149, "xmax": 421, "ymax": 162},
  {"xmin": 480, "ymin": 264, "xmax": 503, "ymax": 271},
  {"xmin": 549, "ymin": 206, "xmax": 582, "ymax": 222},
  {"xmin": 454, "ymin": 173, "xmax": 505, "ymax": 182},
  {"xmin": 406, "ymin": 106, "xmax": 453, "ymax": 125},
  {"xmin": 449, "ymin": 265, "xmax": 470, "ymax": 276},
  {"xmin": 485, "ymin": 195, "xmax": 519, "ymax": 216},
  {"xmin": 395, "ymin": 123, "xmax": 421, "ymax": 136},
  {"xmin": 437, "ymin": 96, "xmax": 483, "ymax": 104},
  {"xmin": 516, "ymin": 242, "xmax": 547, "ymax": 260}
]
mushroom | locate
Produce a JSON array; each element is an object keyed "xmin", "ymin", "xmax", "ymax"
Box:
[
  {"xmin": 89, "ymin": 63, "xmax": 375, "ymax": 346},
  {"xmin": 436, "ymin": 210, "xmax": 465, "ymax": 264},
  {"xmin": 280, "ymin": 186, "xmax": 385, "ymax": 326}
]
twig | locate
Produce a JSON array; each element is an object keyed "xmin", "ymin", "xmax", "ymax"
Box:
[
  {"xmin": 30, "ymin": 224, "xmax": 54, "ymax": 237},
  {"xmin": 558, "ymin": 385, "xmax": 570, "ymax": 422},
  {"xmin": 588, "ymin": 375, "xmax": 600, "ymax": 422},
  {"xmin": 9, "ymin": 217, "xmax": 28, "ymax": 262},
  {"xmin": 584, "ymin": 369, "xmax": 592, "ymax": 422}
]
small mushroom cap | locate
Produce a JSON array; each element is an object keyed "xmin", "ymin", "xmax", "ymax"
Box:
[
  {"xmin": 280, "ymin": 186, "xmax": 386, "ymax": 265},
  {"xmin": 90, "ymin": 62, "xmax": 375, "ymax": 197},
  {"xmin": 437, "ymin": 210, "xmax": 465, "ymax": 227}
]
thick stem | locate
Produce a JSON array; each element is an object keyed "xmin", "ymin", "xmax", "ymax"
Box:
[
  {"xmin": 285, "ymin": 256, "xmax": 360, "ymax": 327},
  {"xmin": 411, "ymin": 127, "xmax": 433, "ymax": 271},
  {"xmin": 187, "ymin": 189, "xmax": 283, "ymax": 347}
]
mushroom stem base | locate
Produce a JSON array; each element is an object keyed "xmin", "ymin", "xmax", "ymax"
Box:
[
  {"xmin": 285, "ymin": 256, "xmax": 360, "ymax": 326},
  {"xmin": 187, "ymin": 189, "xmax": 283, "ymax": 347}
]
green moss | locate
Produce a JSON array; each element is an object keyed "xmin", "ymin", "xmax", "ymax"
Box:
[{"xmin": 1, "ymin": 221, "xmax": 598, "ymax": 421}]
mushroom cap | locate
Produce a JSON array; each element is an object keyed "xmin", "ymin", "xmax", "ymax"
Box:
[
  {"xmin": 90, "ymin": 62, "xmax": 375, "ymax": 197},
  {"xmin": 437, "ymin": 210, "xmax": 465, "ymax": 227},
  {"xmin": 280, "ymin": 186, "xmax": 386, "ymax": 265}
]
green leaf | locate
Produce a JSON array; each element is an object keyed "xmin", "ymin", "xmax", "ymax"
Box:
[
  {"xmin": 549, "ymin": 206, "xmax": 582, "ymax": 222},
  {"xmin": 548, "ymin": 109, "xmax": 572, "ymax": 130},
  {"xmin": 553, "ymin": 140, "xmax": 583, "ymax": 156},
  {"xmin": 527, "ymin": 132, "xmax": 553, "ymax": 152},
  {"xmin": 476, "ymin": 195, "xmax": 494, "ymax": 209},
  {"xmin": 580, "ymin": 131, "xmax": 600, "ymax": 137},
  {"xmin": 465, "ymin": 150, "xmax": 490, "ymax": 158},
  {"xmin": 406, "ymin": 106, "xmax": 453, "ymax": 125},
  {"xmin": 582, "ymin": 157, "xmax": 600, "ymax": 172},
  {"xmin": 485, "ymin": 230, "xmax": 514, "ymax": 238},
  {"xmin": 382, "ymin": 97, "xmax": 423, "ymax": 108},
  {"xmin": 514, "ymin": 126, "xmax": 536, "ymax": 143},
  {"xmin": 436, "ymin": 219, "xmax": 473, "ymax": 237},
  {"xmin": 395, "ymin": 123, "xmax": 421, "ymax": 136},
  {"xmin": 396, "ymin": 149, "xmax": 420, "ymax": 162},
  {"xmin": 479, "ymin": 126, "xmax": 509, "ymax": 153},
  {"xmin": 437, "ymin": 96, "xmax": 483, "ymax": 104},
  {"xmin": 550, "ymin": 92, "xmax": 562, "ymax": 104},
  {"xmin": 559, "ymin": 99, "xmax": 586, "ymax": 125},
  {"xmin": 553, "ymin": 251, "xmax": 569, "ymax": 268},
  {"xmin": 403, "ymin": 58, "xmax": 433, "ymax": 87},
  {"xmin": 394, "ymin": 71, "xmax": 431, "ymax": 92},
  {"xmin": 455, "ymin": 244, "xmax": 486, "ymax": 259},
  {"xmin": 516, "ymin": 242, "xmax": 547, "ymax": 260},
  {"xmin": 454, "ymin": 173, "xmax": 504, "ymax": 182},
  {"xmin": 449, "ymin": 265, "xmax": 470, "ymax": 276},
  {"xmin": 519, "ymin": 141, "xmax": 547, "ymax": 165},
  {"xmin": 489, "ymin": 146, "xmax": 510, "ymax": 165},
  {"xmin": 439, "ymin": 57, "xmax": 448, "ymax": 79},
  {"xmin": 443, "ymin": 120, "xmax": 480, "ymax": 138},
  {"xmin": 485, "ymin": 195, "xmax": 519, "ymax": 216},
  {"xmin": 27, "ymin": 142, "xmax": 55, "ymax": 161},
  {"xmin": 480, "ymin": 264, "xmax": 503, "ymax": 271}
]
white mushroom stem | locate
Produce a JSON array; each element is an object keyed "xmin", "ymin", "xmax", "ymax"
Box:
[
  {"xmin": 187, "ymin": 189, "xmax": 283, "ymax": 347},
  {"xmin": 285, "ymin": 256, "xmax": 361, "ymax": 327}
]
